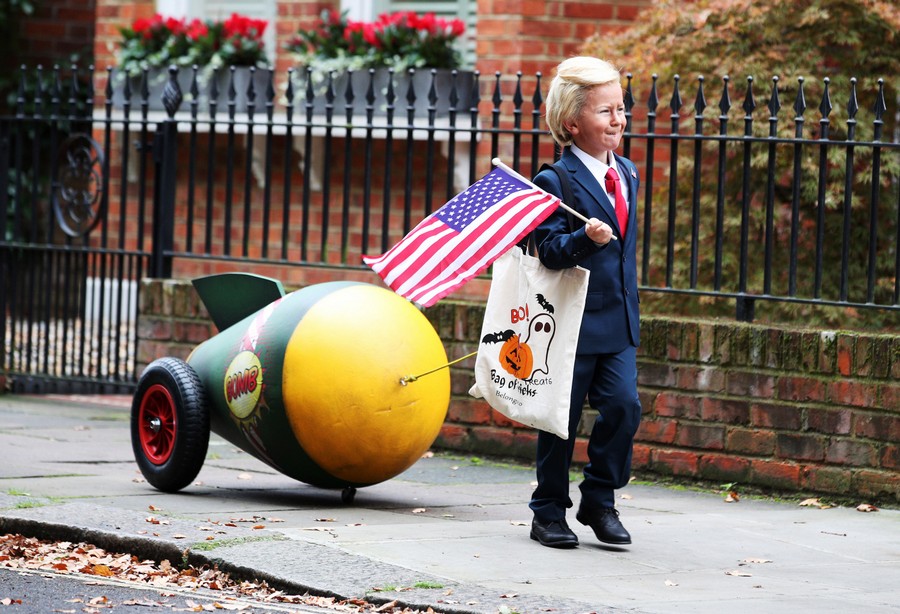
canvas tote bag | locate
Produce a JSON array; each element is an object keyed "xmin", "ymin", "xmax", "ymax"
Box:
[{"xmin": 469, "ymin": 247, "xmax": 588, "ymax": 439}]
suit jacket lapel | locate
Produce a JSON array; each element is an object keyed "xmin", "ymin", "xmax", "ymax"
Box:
[{"xmin": 560, "ymin": 150, "xmax": 618, "ymax": 226}]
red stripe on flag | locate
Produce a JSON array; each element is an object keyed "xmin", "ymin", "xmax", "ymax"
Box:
[
  {"xmin": 393, "ymin": 191, "xmax": 548, "ymax": 298},
  {"xmin": 407, "ymin": 193, "xmax": 557, "ymax": 305}
]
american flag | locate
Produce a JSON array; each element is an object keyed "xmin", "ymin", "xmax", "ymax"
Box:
[{"xmin": 363, "ymin": 166, "xmax": 560, "ymax": 307}]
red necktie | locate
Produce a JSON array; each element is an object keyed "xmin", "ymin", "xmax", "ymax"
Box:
[{"xmin": 605, "ymin": 167, "xmax": 628, "ymax": 237}]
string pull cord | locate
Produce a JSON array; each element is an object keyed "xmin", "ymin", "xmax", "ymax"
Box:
[{"xmin": 400, "ymin": 350, "xmax": 477, "ymax": 385}]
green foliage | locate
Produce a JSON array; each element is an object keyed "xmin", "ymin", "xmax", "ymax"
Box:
[
  {"xmin": 0, "ymin": 0, "xmax": 36, "ymax": 109},
  {"xmin": 116, "ymin": 13, "xmax": 269, "ymax": 79},
  {"xmin": 582, "ymin": 0, "xmax": 900, "ymax": 329}
]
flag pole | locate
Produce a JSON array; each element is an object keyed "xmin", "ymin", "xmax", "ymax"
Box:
[{"xmin": 491, "ymin": 157, "xmax": 617, "ymax": 241}]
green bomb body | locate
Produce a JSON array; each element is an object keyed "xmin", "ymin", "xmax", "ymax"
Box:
[{"xmin": 186, "ymin": 279, "xmax": 450, "ymax": 489}]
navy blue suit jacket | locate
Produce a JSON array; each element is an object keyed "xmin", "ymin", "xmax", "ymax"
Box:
[{"xmin": 532, "ymin": 148, "xmax": 640, "ymax": 355}]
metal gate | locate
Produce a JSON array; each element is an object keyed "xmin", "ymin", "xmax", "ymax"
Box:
[{"xmin": 1, "ymin": 79, "xmax": 150, "ymax": 393}]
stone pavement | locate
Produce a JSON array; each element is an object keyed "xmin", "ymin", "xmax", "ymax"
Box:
[{"xmin": 0, "ymin": 393, "xmax": 898, "ymax": 614}]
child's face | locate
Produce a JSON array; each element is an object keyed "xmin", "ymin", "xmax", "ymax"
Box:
[{"xmin": 566, "ymin": 83, "xmax": 626, "ymax": 161}]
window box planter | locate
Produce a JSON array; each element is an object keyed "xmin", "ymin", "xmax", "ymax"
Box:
[
  {"xmin": 301, "ymin": 68, "xmax": 476, "ymax": 118},
  {"xmin": 111, "ymin": 66, "xmax": 270, "ymax": 114}
]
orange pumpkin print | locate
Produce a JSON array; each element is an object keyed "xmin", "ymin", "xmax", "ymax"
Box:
[{"xmin": 500, "ymin": 334, "xmax": 533, "ymax": 379}]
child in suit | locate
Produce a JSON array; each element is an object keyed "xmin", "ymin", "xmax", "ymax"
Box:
[{"xmin": 528, "ymin": 56, "xmax": 642, "ymax": 549}]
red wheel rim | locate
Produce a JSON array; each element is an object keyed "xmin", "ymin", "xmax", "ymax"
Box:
[{"xmin": 138, "ymin": 383, "xmax": 177, "ymax": 465}]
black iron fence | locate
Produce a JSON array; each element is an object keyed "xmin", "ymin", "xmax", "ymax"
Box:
[{"xmin": 1, "ymin": 64, "xmax": 898, "ymax": 391}]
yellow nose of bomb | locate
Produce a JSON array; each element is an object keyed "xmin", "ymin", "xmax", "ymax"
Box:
[{"xmin": 282, "ymin": 284, "xmax": 449, "ymax": 484}]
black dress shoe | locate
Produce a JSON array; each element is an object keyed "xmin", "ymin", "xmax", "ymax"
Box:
[
  {"xmin": 530, "ymin": 518, "xmax": 579, "ymax": 548},
  {"xmin": 576, "ymin": 506, "xmax": 631, "ymax": 545}
]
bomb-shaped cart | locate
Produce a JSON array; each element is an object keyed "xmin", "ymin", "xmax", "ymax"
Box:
[{"xmin": 131, "ymin": 273, "xmax": 450, "ymax": 503}]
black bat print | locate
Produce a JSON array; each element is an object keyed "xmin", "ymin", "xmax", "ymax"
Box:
[
  {"xmin": 481, "ymin": 329, "xmax": 516, "ymax": 344},
  {"xmin": 536, "ymin": 294, "xmax": 554, "ymax": 314}
]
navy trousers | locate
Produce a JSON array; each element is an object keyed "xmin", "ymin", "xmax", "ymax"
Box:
[{"xmin": 529, "ymin": 346, "xmax": 642, "ymax": 522}]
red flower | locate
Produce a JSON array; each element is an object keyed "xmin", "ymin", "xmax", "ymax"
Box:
[
  {"xmin": 362, "ymin": 23, "xmax": 379, "ymax": 47},
  {"xmin": 164, "ymin": 16, "xmax": 185, "ymax": 35},
  {"xmin": 131, "ymin": 16, "xmax": 154, "ymax": 35},
  {"xmin": 415, "ymin": 13, "xmax": 437, "ymax": 33},
  {"xmin": 448, "ymin": 19, "xmax": 465, "ymax": 37},
  {"xmin": 223, "ymin": 12, "xmax": 267, "ymax": 40},
  {"xmin": 185, "ymin": 18, "xmax": 208, "ymax": 41}
]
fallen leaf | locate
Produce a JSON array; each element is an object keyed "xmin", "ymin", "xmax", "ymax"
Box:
[
  {"xmin": 799, "ymin": 498, "xmax": 821, "ymax": 507},
  {"xmin": 251, "ymin": 525, "xmax": 265, "ymax": 530},
  {"xmin": 92, "ymin": 564, "xmax": 113, "ymax": 577},
  {"xmin": 856, "ymin": 503, "xmax": 879, "ymax": 513},
  {"xmin": 724, "ymin": 492, "xmax": 739, "ymax": 503},
  {"xmin": 421, "ymin": 451, "xmax": 434, "ymax": 458},
  {"xmin": 315, "ymin": 518, "xmax": 336, "ymax": 522},
  {"xmin": 411, "ymin": 508, "xmax": 427, "ymax": 514},
  {"xmin": 665, "ymin": 579, "xmax": 678, "ymax": 586},
  {"xmin": 725, "ymin": 570, "xmax": 752, "ymax": 577},
  {"xmin": 500, "ymin": 593, "xmax": 518, "ymax": 598},
  {"xmin": 620, "ymin": 493, "xmax": 633, "ymax": 500},
  {"xmin": 173, "ymin": 534, "xmax": 187, "ymax": 539},
  {"xmin": 301, "ymin": 527, "xmax": 336, "ymax": 532},
  {"xmin": 236, "ymin": 473, "xmax": 252, "ymax": 480},
  {"xmin": 740, "ymin": 558, "xmax": 773, "ymax": 564},
  {"xmin": 148, "ymin": 505, "xmax": 162, "ymax": 512},
  {"xmin": 509, "ymin": 521, "xmax": 529, "ymax": 526}
]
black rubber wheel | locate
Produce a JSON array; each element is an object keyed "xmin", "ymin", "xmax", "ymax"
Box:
[
  {"xmin": 341, "ymin": 487, "xmax": 357, "ymax": 504},
  {"xmin": 131, "ymin": 357, "xmax": 209, "ymax": 492}
]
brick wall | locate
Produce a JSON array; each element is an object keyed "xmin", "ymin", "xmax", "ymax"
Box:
[
  {"xmin": 139, "ymin": 278, "xmax": 900, "ymax": 503},
  {"xmin": 13, "ymin": 0, "xmax": 95, "ymax": 68}
]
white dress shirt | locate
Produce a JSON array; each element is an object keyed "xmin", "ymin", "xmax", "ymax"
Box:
[{"xmin": 570, "ymin": 144, "xmax": 629, "ymax": 212}]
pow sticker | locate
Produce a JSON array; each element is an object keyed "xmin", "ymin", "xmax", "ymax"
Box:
[{"xmin": 224, "ymin": 351, "xmax": 263, "ymax": 419}]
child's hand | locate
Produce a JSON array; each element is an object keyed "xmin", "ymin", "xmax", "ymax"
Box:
[{"xmin": 585, "ymin": 217, "xmax": 617, "ymax": 245}]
